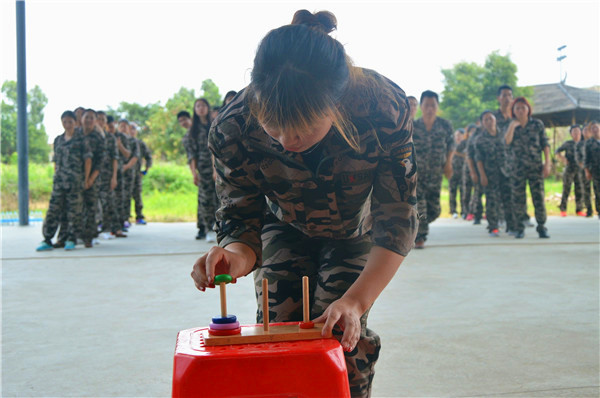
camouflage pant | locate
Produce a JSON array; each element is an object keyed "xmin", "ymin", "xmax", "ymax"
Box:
[
  {"xmin": 114, "ymin": 168, "xmax": 125, "ymax": 226},
  {"xmin": 580, "ymin": 170, "xmax": 593, "ymax": 214},
  {"xmin": 133, "ymin": 169, "xmax": 144, "ymax": 220},
  {"xmin": 590, "ymin": 174, "xmax": 600, "ymax": 215},
  {"xmin": 560, "ymin": 167, "xmax": 584, "ymax": 212},
  {"xmin": 98, "ymin": 173, "xmax": 120, "ymax": 233},
  {"xmin": 43, "ymin": 185, "xmax": 83, "ymax": 243},
  {"xmin": 449, "ymin": 171, "xmax": 463, "ymax": 215},
  {"xmin": 484, "ymin": 172, "xmax": 516, "ymax": 232},
  {"xmin": 124, "ymin": 169, "xmax": 136, "ymax": 221},
  {"xmin": 254, "ymin": 215, "xmax": 380, "ymax": 398},
  {"xmin": 416, "ymin": 174, "xmax": 442, "ymax": 241},
  {"xmin": 82, "ymin": 183, "xmax": 99, "ymax": 242},
  {"xmin": 196, "ymin": 169, "xmax": 218, "ymax": 231},
  {"xmin": 461, "ymin": 167, "xmax": 473, "ymax": 216},
  {"xmin": 513, "ymin": 166, "xmax": 547, "ymax": 233}
]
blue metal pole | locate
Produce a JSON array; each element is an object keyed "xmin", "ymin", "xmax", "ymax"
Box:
[{"xmin": 16, "ymin": 0, "xmax": 29, "ymax": 226}]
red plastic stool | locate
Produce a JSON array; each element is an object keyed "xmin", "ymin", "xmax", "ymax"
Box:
[{"xmin": 172, "ymin": 323, "xmax": 350, "ymax": 397}]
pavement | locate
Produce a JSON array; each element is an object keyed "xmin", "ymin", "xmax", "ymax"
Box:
[{"xmin": 1, "ymin": 216, "xmax": 599, "ymax": 397}]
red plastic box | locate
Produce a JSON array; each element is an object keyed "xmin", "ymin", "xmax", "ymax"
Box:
[{"xmin": 173, "ymin": 323, "xmax": 350, "ymax": 397}]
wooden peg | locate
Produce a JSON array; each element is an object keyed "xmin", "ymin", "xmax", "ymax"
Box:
[
  {"xmin": 302, "ymin": 276, "xmax": 310, "ymax": 323},
  {"xmin": 219, "ymin": 282, "xmax": 227, "ymax": 318},
  {"xmin": 262, "ymin": 278, "xmax": 269, "ymax": 332}
]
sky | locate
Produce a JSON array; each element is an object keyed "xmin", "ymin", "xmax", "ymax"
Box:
[{"xmin": 1, "ymin": 0, "xmax": 599, "ymax": 143}]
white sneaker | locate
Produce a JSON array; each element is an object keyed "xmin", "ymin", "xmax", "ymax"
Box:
[
  {"xmin": 101, "ymin": 232, "xmax": 115, "ymax": 240},
  {"xmin": 92, "ymin": 238, "xmax": 100, "ymax": 245},
  {"xmin": 452, "ymin": 212, "xmax": 458, "ymax": 219},
  {"xmin": 205, "ymin": 231, "xmax": 217, "ymax": 243}
]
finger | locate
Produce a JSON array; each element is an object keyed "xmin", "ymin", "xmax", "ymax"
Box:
[
  {"xmin": 204, "ymin": 248, "xmax": 225, "ymax": 284},
  {"xmin": 321, "ymin": 309, "xmax": 340, "ymax": 338},
  {"xmin": 340, "ymin": 318, "xmax": 360, "ymax": 352}
]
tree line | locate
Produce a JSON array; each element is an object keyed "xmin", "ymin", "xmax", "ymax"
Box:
[{"xmin": 2, "ymin": 52, "xmax": 533, "ymax": 164}]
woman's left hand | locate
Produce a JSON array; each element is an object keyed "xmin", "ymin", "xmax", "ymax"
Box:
[
  {"xmin": 313, "ymin": 297, "xmax": 363, "ymax": 352},
  {"xmin": 543, "ymin": 163, "xmax": 551, "ymax": 178}
]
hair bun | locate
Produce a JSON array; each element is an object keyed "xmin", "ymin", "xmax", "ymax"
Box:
[{"xmin": 291, "ymin": 9, "xmax": 337, "ymax": 34}]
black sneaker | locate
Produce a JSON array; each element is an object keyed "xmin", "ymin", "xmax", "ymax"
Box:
[
  {"xmin": 196, "ymin": 229, "xmax": 206, "ymax": 240},
  {"xmin": 538, "ymin": 229, "xmax": 550, "ymax": 239},
  {"xmin": 515, "ymin": 231, "xmax": 525, "ymax": 239},
  {"xmin": 53, "ymin": 241, "xmax": 66, "ymax": 248},
  {"xmin": 473, "ymin": 218, "xmax": 481, "ymax": 225}
]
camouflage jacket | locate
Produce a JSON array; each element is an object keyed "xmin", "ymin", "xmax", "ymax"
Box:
[
  {"xmin": 493, "ymin": 109, "xmax": 512, "ymax": 134},
  {"xmin": 412, "ymin": 116, "xmax": 454, "ymax": 180},
  {"xmin": 575, "ymin": 139, "xmax": 586, "ymax": 168},
  {"xmin": 136, "ymin": 138, "xmax": 153, "ymax": 171},
  {"xmin": 115, "ymin": 132, "xmax": 130, "ymax": 167},
  {"xmin": 100, "ymin": 131, "xmax": 119, "ymax": 181},
  {"xmin": 555, "ymin": 140, "xmax": 579, "ymax": 171},
  {"xmin": 81, "ymin": 128, "xmax": 106, "ymax": 177},
  {"xmin": 182, "ymin": 123, "xmax": 212, "ymax": 172},
  {"xmin": 508, "ymin": 118, "xmax": 548, "ymax": 170},
  {"xmin": 584, "ymin": 138, "xmax": 600, "ymax": 176},
  {"xmin": 208, "ymin": 69, "xmax": 418, "ymax": 265},
  {"xmin": 452, "ymin": 140, "xmax": 467, "ymax": 173},
  {"xmin": 52, "ymin": 130, "xmax": 92, "ymax": 189},
  {"xmin": 474, "ymin": 129, "xmax": 507, "ymax": 177}
]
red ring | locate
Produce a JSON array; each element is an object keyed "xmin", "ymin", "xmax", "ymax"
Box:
[
  {"xmin": 299, "ymin": 321, "xmax": 315, "ymax": 329},
  {"xmin": 208, "ymin": 327, "xmax": 242, "ymax": 336}
]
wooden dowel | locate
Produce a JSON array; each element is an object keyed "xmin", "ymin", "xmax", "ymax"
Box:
[
  {"xmin": 219, "ymin": 282, "xmax": 227, "ymax": 317},
  {"xmin": 262, "ymin": 278, "xmax": 269, "ymax": 332},
  {"xmin": 302, "ymin": 276, "xmax": 309, "ymax": 323}
]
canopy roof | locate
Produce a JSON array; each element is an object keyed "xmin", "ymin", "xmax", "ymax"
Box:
[{"xmin": 531, "ymin": 83, "xmax": 600, "ymax": 127}]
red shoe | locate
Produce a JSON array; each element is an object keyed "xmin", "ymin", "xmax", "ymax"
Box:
[
  {"xmin": 560, "ymin": 211, "xmax": 567, "ymax": 217},
  {"xmin": 466, "ymin": 214, "xmax": 474, "ymax": 221},
  {"xmin": 415, "ymin": 239, "xmax": 425, "ymax": 249},
  {"xmin": 576, "ymin": 211, "xmax": 586, "ymax": 217}
]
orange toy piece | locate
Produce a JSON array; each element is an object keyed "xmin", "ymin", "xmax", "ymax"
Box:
[{"xmin": 172, "ymin": 325, "xmax": 350, "ymax": 397}]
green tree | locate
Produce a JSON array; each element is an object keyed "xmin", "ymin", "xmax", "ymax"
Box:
[
  {"xmin": 440, "ymin": 52, "xmax": 533, "ymax": 129},
  {"xmin": 1, "ymin": 80, "xmax": 50, "ymax": 163},
  {"xmin": 200, "ymin": 79, "xmax": 222, "ymax": 108}
]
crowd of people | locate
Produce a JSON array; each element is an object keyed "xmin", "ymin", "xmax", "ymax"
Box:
[
  {"xmin": 408, "ymin": 85, "xmax": 600, "ymax": 247},
  {"xmin": 36, "ymin": 108, "xmax": 152, "ymax": 251}
]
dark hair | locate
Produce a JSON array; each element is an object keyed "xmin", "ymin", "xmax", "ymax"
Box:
[
  {"xmin": 247, "ymin": 10, "xmax": 359, "ymax": 150},
  {"xmin": 74, "ymin": 106, "xmax": 85, "ymax": 113},
  {"xmin": 420, "ymin": 90, "xmax": 439, "ymax": 104},
  {"xmin": 212, "ymin": 106, "xmax": 221, "ymax": 111},
  {"xmin": 106, "ymin": 115, "xmax": 115, "ymax": 124},
  {"xmin": 511, "ymin": 97, "xmax": 532, "ymax": 118},
  {"xmin": 61, "ymin": 110, "xmax": 76, "ymax": 120},
  {"xmin": 118, "ymin": 118, "xmax": 129, "ymax": 124},
  {"xmin": 83, "ymin": 108, "xmax": 97, "ymax": 117},
  {"xmin": 569, "ymin": 124, "xmax": 581, "ymax": 133},
  {"xmin": 479, "ymin": 110, "xmax": 494, "ymax": 121},
  {"xmin": 497, "ymin": 85, "xmax": 513, "ymax": 96},
  {"xmin": 190, "ymin": 98, "xmax": 211, "ymax": 140},
  {"xmin": 457, "ymin": 128, "xmax": 465, "ymax": 134},
  {"xmin": 407, "ymin": 96, "xmax": 418, "ymax": 102},
  {"xmin": 222, "ymin": 90, "xmax": 237, "ymax": 107},
  {"xmin": 97, "ymin": 110, "xmax": 106, "ymax": 116},
  {"xmin": 466, "ymin": 123, "xmax": 477, "ymax": 133},
  {"xmin": 177, "ymin": 110, "xmax": 191, "ymax": 119}
]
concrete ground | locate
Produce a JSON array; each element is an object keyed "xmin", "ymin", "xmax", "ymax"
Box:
[{"xmin": 1, "ymin": 216, "xmax": 598, "ymax": 397}]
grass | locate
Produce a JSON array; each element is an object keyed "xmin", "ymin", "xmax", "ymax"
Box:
[{"xmin": 0, "ymin": 163, "xmax": 585, "ymax": 222}]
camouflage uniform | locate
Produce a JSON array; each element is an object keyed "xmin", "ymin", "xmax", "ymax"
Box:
[
  {"xmin": 114, "ymin": 131, "xmax": 131, "ymax": 226},
  {"xmin": 124, "ymin": 135, "xmax": 140, "ymax": 222},
  {"xmin": 413, "ymin": 117, "xmax": 454, "ymax": 241},
  {"xmin": 474, "ymin": 130, "xmax": 515, "ymax": 232},
  {"xmin": 133, "ymin": 138, "xmax": 152, "ymax": 221},
  {"xmin": 182, "ymin": 124, "xmax": 218, "ymax": 233},
  {"xmin": 81, "ymin": 128, "xmax": 106, "ymax": 243},
  {"xmin": 98, "ymin": 131, "xmax": 120, "ymax": 233},
  {"xmin": 43, "ymin": 131, "xmax": 91, "ymax": 244},
  {"xmin": 576, "ymin": 139, "xmax": 593, "ymax": 215},
  {"xmin": 555, "ymin": 140, "xmax": 584, "ymax": 212},
  {"xmin": 494, "ymin": 109, "xmax": 516, "ymax": 225},
  {"xmin": 509, "ymin": 118, "xmax": 549, "ymax": 233},
  {"xmin": 465, "ymin": 129, "xmax": 485, "ymax": 220},
  {"xmin": 584, "ymin": 138, "xmax": 600, "ymax": 215},
  {"xmin": 449, "ymin": 140, "xmax": 467, "ymax": 215},
  {"xmin": 209, "ymin": 70, "xmax": 418, "ymax": 397}
]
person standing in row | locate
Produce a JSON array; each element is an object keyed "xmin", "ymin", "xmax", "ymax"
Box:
[
  {"xmin": 555, "ymin": 125, "xmax": 585, "ymax": 216},
  {"xmin": 123, "ymin": 123, "xmax": 141, "ymax": 227},
  {"xmin": 412, "ymin": 90, "xmax": 454, "ymax": 247},
  {"xmin": 460, "ymin": 124, "xmax": 477, "ymax": 220},
  {"xmin": 37, "ymin": 111, "xmax": 91, "ymax": 251},
  {"xmin": 465, "ymin": 124, "xmax": 484, "ymax": 224},
  {"xmin": 116, "ymin": 119, "xmax": 134, "ymax": 231},
  {"xmin": 577, "ymin": 123, "xmax": 594, "ymax": 216},
  {"xmin": 474, "ymin": 111, "xmax": 515, "ymax": 236},
  {"xmin": 186, "ymin": 98, "xmax": 218, "ymax": 243},
  {"xmin": 407, "ymin": 96, "xmax": 418, "ymax": 121},
  {"xmin": 191, "ymin": 10, "xmax": 418, "ymax": 396},
  {"xmin": 221, "ymin": 90, "xmax": 238, "ymax": 108},
  {"xmin": 131, "ymin": 125, "xmax": 152, "ymax": 225},
  {"xmin": 583, "ymin": 121, "xmax": 600, "ymax": 219},
  {"xmin": 80, "ymin": 109, "xmax": 106, "ymax": 248},
  {"xmin": 449, "ymin": 128, "xmax": 465, "ymax": 218},
  {"xmin": 504, "ymin": 97, "xmax": 551, "ymax": 238}
]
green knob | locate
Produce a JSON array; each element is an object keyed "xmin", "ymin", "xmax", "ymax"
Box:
[{"xmin": 214, "ymin": 274, "xmax": 233, "ymax": 284}]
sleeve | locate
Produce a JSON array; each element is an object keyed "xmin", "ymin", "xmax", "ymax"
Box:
[
  {"xmin": 555, "ymin": 142, "xmax": 567, "ymax": 154},
  {"xmin": 111, "ymin": 136, "xmax": 119, "ymax": 161},
  {"xmin": 181, "ymin": 132, "xmax": 196, "ymax": 165},
  {"xmin": 445, "ymin": 119, "xmax": 455, "ymax": 153},
  {"xmin": 51, "ymin": 137, "xmax": 60, "ymax": 163},
  {"xmin": 473, "ymin": 138, "xmax": 484, "ymax": 163},
  {"xmin": 369, "ymin": 82, "xmax": 418, "ymax": 257},
  {"xmin": 467, "ymin": 134, "xmax": 477, "ymax": 160},
  {"xmin": 537, "ymin": 120, "xmax": 549, "ymax": 149},
  {"xmin": 584, "ymin": 141, "xmax": 592, "ymax": 169},
  {"xmin": 92, "ymin": 134, "xmax": 105, "ymax": 173},
  {"xmin": 130, "ymin": 137, "xmax": 140, "ymax": 159},
  {"xmin": 143, "ymin": 141, "xmax": 153, "ymax": 168},
  {"xmin": 209, "ymin": 119, "xmax": 266, "ymax": 268},
  {"xmin": 81, "ymin": 136, "xmax": 93, "ymax": 161}
]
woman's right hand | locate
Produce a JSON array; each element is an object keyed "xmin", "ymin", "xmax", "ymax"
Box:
[
  {"xmin": 470, "ymin": 170, "xmax": 479, "ymax": 184},
  {"xmin": 480, "ymin": 174, "xmax": 488, "ymax": 187},
  {"xmin": 193, "ymin": 172, "xmax": 200, "ymax": 186},
  {"xmin": 191, "ymin": 246, "xmax": 254, "ymax": 291}
]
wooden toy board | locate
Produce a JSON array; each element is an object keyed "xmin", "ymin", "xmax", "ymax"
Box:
[{"xmin": 202, "ymin": 322, "xmax": 331, "ymax": 346}]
